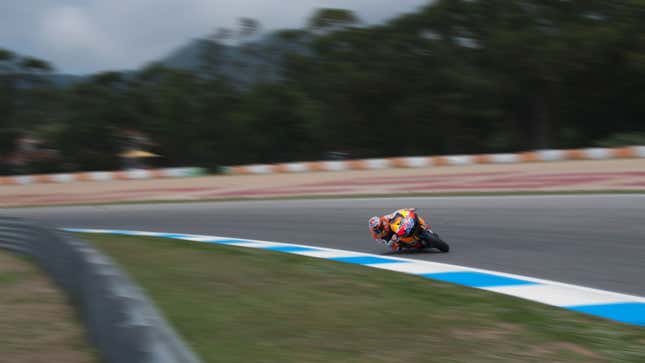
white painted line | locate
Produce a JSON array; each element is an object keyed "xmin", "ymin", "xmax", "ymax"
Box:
[
  {"xmin": 124, "ymin": 231, "xmax": 167, "ymax": 237},
  {"xmin": 372, "ymin": 261, "xmax": 465, "ymax": 274},
  {"xmin": 484, "ymin": 284, "xmax": 630, "ymax": 307},
  {"xmin": 289, "ymin": 250, "xmax": 368, "ymax": 259},
  {"xmin": 219, "ymin": 241, "xmax": 273, "ymax": 248},
  {"xmin": 178, "ymin": 235, "xmax": 233, "ymax": 242},
  {"xmin": 66, "ymin": 228, "xmax": 114, "ymax": 233}
]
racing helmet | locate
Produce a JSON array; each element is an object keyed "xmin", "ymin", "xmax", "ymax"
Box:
[{"xmin": 368, "ymin": 216, "xmax": 382, "ymax": 235}]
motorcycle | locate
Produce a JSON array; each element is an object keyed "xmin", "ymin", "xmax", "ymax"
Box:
[{"xmin": 386, "ymin": 209, "xmax": 450, "ymax": 253}]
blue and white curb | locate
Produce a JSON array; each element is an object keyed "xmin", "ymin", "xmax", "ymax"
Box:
[{"xmin": 63, "ymin": 228, "xmax": 645, "ymax": 327}]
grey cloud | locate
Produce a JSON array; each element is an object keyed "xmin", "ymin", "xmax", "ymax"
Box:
[{"xmin": 0, "ymin": 0, "xmax": 430, "ymax": 74}]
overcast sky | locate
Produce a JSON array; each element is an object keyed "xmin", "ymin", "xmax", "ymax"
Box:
[{"xmin": 1, "ymin": 0, "xmax": 430, "ymax": 74}]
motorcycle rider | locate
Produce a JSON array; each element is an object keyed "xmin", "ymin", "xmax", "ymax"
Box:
[{"xmin": 368, "ymin": 208, "xmax": 426, "ymax": 252}]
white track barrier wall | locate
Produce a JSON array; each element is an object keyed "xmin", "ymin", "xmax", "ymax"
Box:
[
  {"xmin": 3, "ymin": 146, "xmax": 644, "ymax": 183},
  {"xmin": 0, "ymin": 167, "xmax": 205, "ymax": 186},
  {"xmin": 226, "ymin": 146, "xmax": 645, "ymax": 175}
]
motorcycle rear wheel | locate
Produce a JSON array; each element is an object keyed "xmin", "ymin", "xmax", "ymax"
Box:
[
  {"xmin": 432, "ymin": 238, "xmax": 450, "ymax": 253},
  {"xmin": 420, "ymin": 231, "xmax": 450, "ymax": 253}
]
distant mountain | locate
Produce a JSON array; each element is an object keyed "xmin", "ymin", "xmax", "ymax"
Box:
[
  {"xmin": 158, "ymin": 30, "xmax": 311, "ymax": 87},
  {"xmin": 46, "ymin": 73, "xmax": 84, "ymax": 88},
  {"xmin": 24, "ymin": 30, "xmax": 310, "ymax": 89}
]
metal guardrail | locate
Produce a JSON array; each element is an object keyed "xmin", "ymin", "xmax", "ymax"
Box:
[{"xmin": 0, "ymin": 217, "xmax": 202, "ymax": 363}]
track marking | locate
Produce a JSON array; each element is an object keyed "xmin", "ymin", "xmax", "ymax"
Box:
[
  {"xmin": 63, "ymin": 228, "xmax": 645, "ymax": 327},
  {"xmin": 330, "ymin": 256, "xmax": 399, "ymax": 265},
  {"xmin": 421, "ymin": 272, "xmax": 539, "ymax": 288}
]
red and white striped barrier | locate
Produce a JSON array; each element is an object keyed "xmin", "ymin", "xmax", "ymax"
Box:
[
  {"xmin": 226, "ymin": 146, "xmax": 645, "ymax": 175},
  {"xmin": 0, "ymin": 167, "xmax": 205, "ymax": 186}
]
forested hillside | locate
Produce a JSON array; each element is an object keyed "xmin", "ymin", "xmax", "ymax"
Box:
[{"xmin": 1, "ymin": 1, "xmax": 644, "ymax": 173}]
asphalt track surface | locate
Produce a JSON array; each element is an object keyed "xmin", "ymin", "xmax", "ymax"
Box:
[{"xmin": 3, "ymin": 194, "xmax": 645, "ymax": 297}]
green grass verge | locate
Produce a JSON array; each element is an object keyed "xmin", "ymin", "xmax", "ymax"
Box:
[
  {"xmin": 0, "ymin": 251, "xmax": 99, "ymax": 362},
  {"xmin": 79, "ymin": 233, "xmax": 645, "ymax": 363},
  {"xmin": 5, "ymin": 189, "xmax": 645, "ymax": 209}
]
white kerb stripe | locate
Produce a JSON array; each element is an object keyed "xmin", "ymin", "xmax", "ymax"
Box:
[
  {"xmin": 373, "ymin": 261, "xmax": 466, "ymax": 275},
  {"xmin": 14, "ymin": 176, "xmax": 34, "ymax": 185},
  {"xmin": 285, "ymin": 163, "xmax": 308, "ymax": 172},
  {"xmin": 127, "ymin": 169, "xmax": 151, "ymax": 179},
  {"xmin": 289, "ymin": 250, "xmax": 368, "ymax": 259},
  {"xmin": 247, "ymin": 165, "xmax": 272, "ymax": 174},
  {"xmin": 221, "ymin": 241, "xmax": 274, "ymax": 248},
  {"xmin": 365, "ymin": 159, "xmax": 390, "ymax": 169},
  {"xmin": 90, "ymin": 172, "xmax": 113, "ymax": 181},
  {"xmin": 537, "ymin": 149, "xmax": 564, "ymax": 161},
  {"xmin": 176, "ymin": 167, "xmax": 195, "ymax": 174},
  {"xmin": 584, "ymin": 148, "xmax": 611, "ymax": 160},
  {"xmin": 445, "ymin": 155, "xmax": 473, "ymax": 166},
  {"xmin": 404, "ymin": 157, "xmax": 432, "ymax": 168},
  {"xmin": 323, "ymin": 161, "xmax": 348, "ymax": 171},
  {"xmin": 121, "ymin": 231, "xmax": 166, "ymax": 236},
  {"xmin": 161, "ymin": 168, "xmax": 187, "ymax": 177},
  {"xmin": 180, "ymin": 235, "xmax": 230, "ymax": 242},
  {"xmin": 484, "ymin": 284, "xmax": 631, "ymax": 307},
  {"xmin": 67, "ymin": 228, "xmax": 113, "ymax": 233},
  {"xmin": 633, "ymin": 146, "xmax": 645, "ymax": 158},
  {"xmin": 52, "ymin": 174, "xmax": 74, "ymax": 183},
  {"xmin": 490, "ymin": 154, "xmax": 519, "ymax": 163}
]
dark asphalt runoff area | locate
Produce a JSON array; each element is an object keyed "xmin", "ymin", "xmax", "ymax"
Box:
[{"xmin": 3, "ymin": 194, "xmax": 645, "ymax": 297}]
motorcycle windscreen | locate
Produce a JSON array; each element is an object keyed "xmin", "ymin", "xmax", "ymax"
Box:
[{"xmin": 391, "ymin": 216, "xmax": 416, "ymax": 236}]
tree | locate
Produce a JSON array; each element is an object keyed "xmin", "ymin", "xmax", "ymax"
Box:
[
  {"xmin": 238, "ymin": 17, "xmax": 260, "ymax": 40},
  {"xmin": 19, "ymin": 57, "xmax": 53, "ymax": 73},
  {"xmin": 308, "ymin": 8, "xmax": 360, "ymax": 34},
  {"xmin": 228, "ymin": 84, "xmax": 321, "ymax": 163},
  {"xmin": 0, "ymin": 49, "xmax": 16, "ymax": 128},
  {"xmin": 4, "ymin": 1, "xmax": 645, "ymax": 171},
  {"xmin": 53, "ymin": 71, "xmax": 135, "ymax": 170},
  {"xmin": 200, "ymin": 27, "xmax": 233, "ymax": 79}
]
